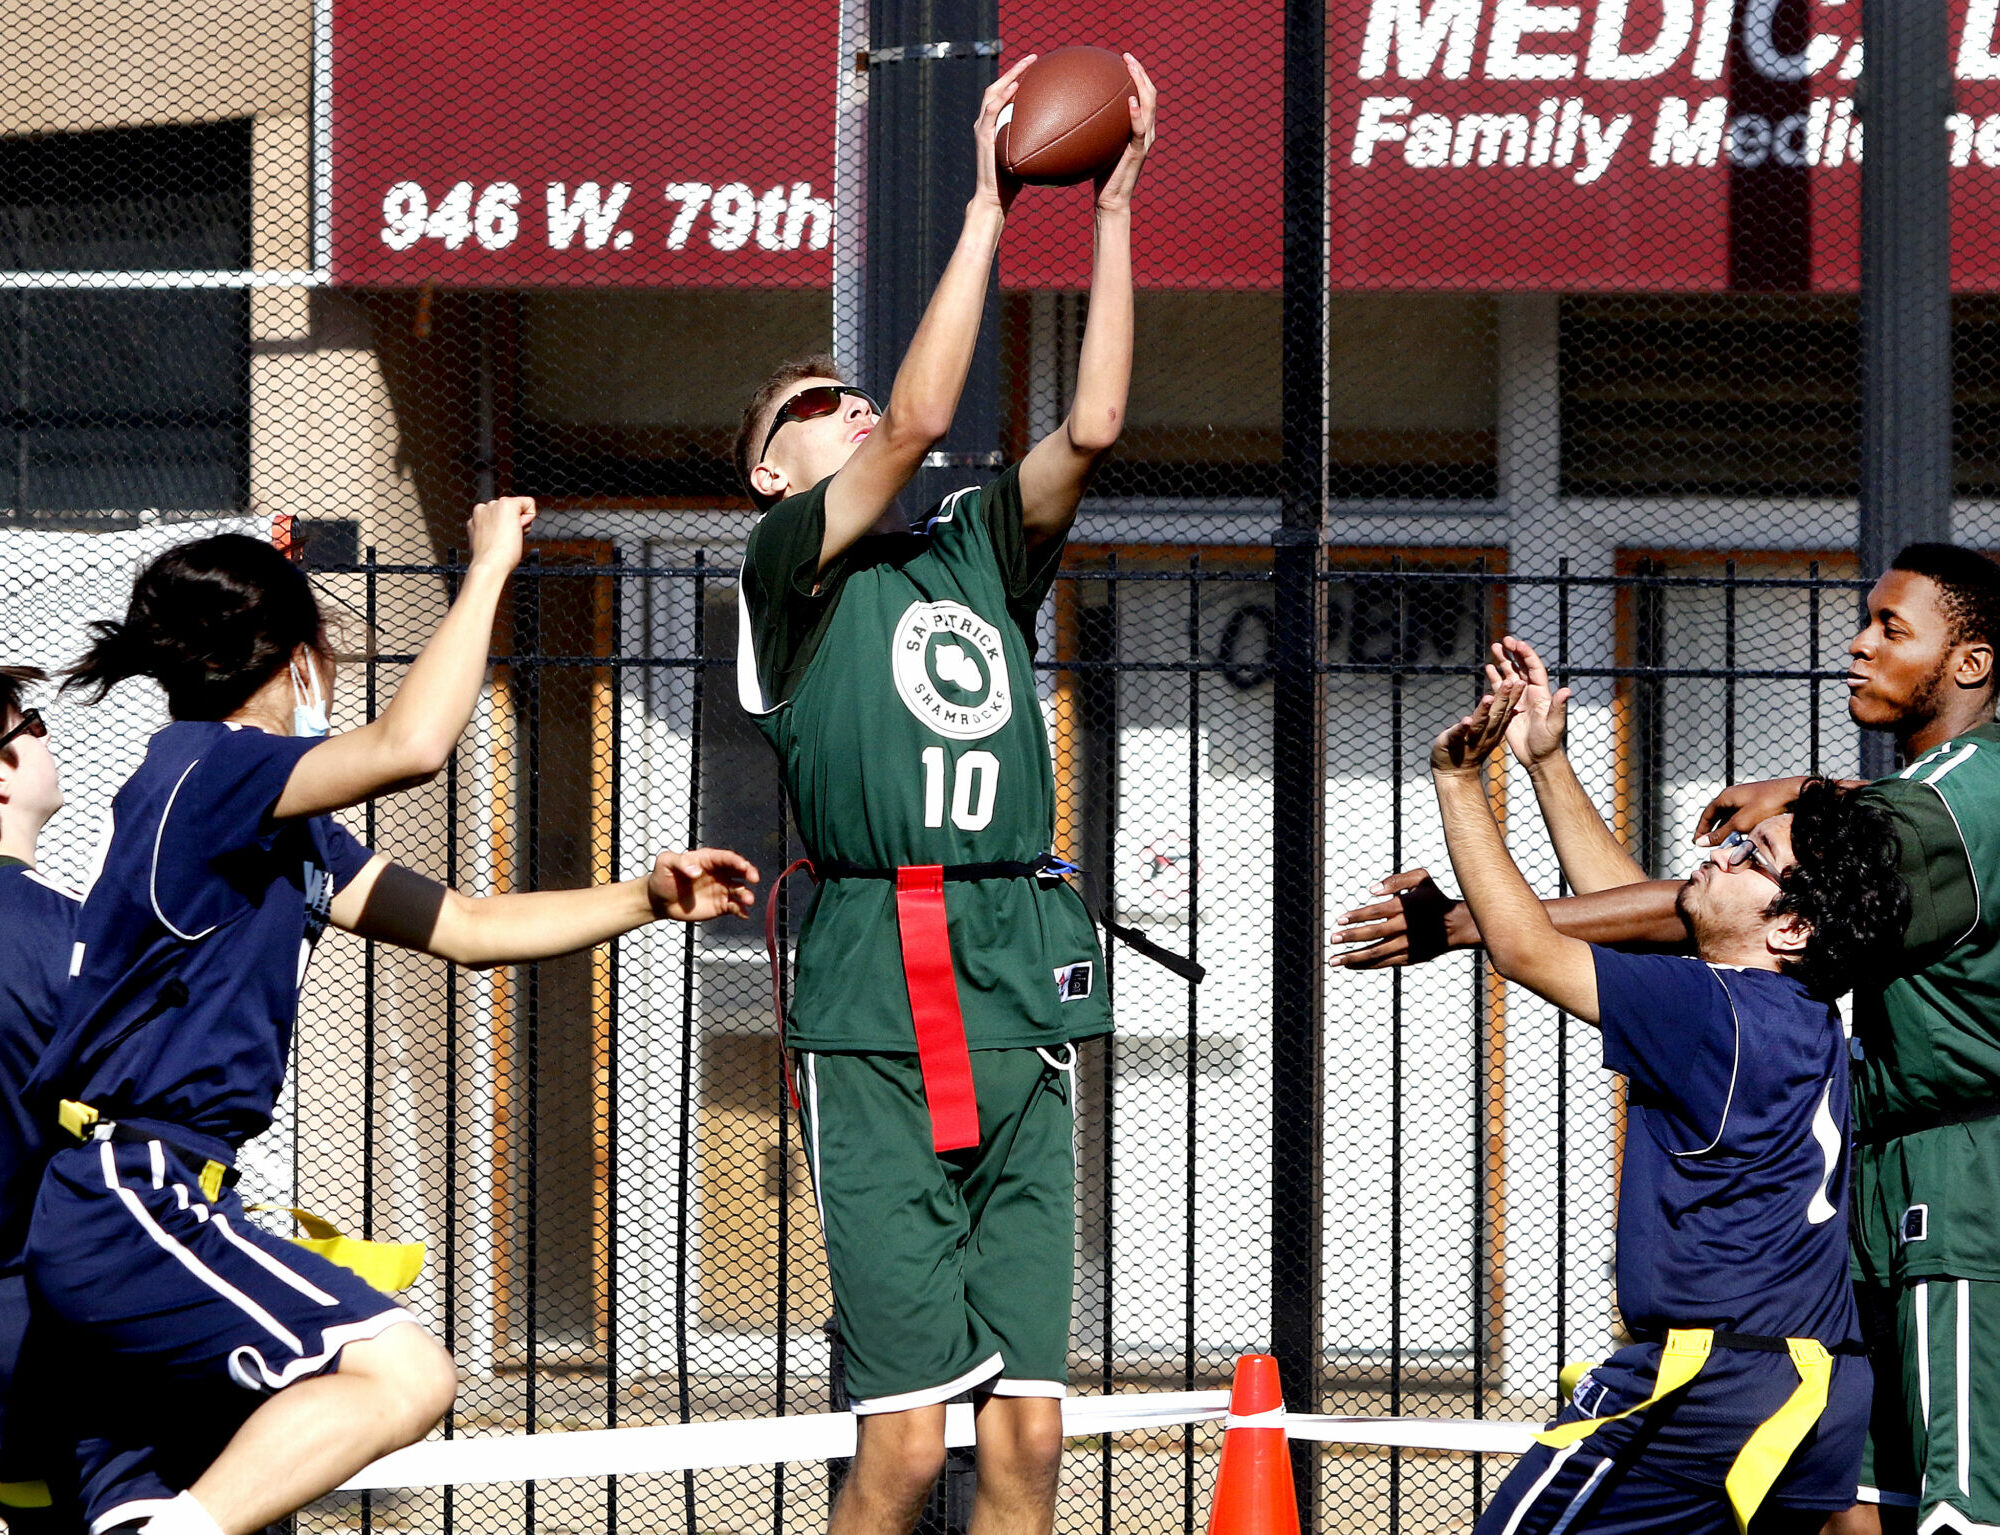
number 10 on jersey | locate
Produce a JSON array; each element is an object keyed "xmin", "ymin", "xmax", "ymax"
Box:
[{"xmin": 922, "ymin": 747, "xmax": 999, "ymax": 831}]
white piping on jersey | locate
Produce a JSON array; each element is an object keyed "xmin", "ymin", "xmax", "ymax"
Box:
[
  {"xmin": 19, "ymin": 867, "xmax": 80, "ymax": 901},
  {"xmin": 1903, "ymin": 739, "xmax": 1979, "ymax": 785},
  {"xmin": 1668, "ymin": 966, "xmax": 1743, "ymax": 1158},
  {"xmin": 736, "ymin": 577, "xmax": 783, "ymax": 717},
  {"xmin": 98, "ymin": 1138, "xmax": 303, "ymax": 1352},
  {"xmin": 150, "ymin": 758, "xmax": 221, "ymax": 940},
  {"xmin": 1807, "ymin": 1077, "xmax": 1841, "ymax": 1225},
  {"xmin": 1918, "ymin": 781, "xmax": 1984, "ymax": 946}
]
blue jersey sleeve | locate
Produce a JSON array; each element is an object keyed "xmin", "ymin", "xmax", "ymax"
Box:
[
  {"xmin": 153, "ymin": 727, "xmax": 325, "ymax": 937},
  {"xmin": 319, "ymin": 817, "xmax": 376, "ymax": 895},
  {"xmin": 1593, "ymin": 947, "xmax": 1742, "ymax": 1149}
]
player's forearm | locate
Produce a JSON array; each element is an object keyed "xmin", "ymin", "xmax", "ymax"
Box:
[
  {"xmin": 1435, "ymin": 770, "xmax": 1564, "ymax": 979},
  {"xmin": 1543, "ymin": 881, "xmax": 1686, "ymax": 944},
  {"xmin": 878, "ymin": 203, "xmax": 1007, "ymax": 450},
  {"xmin": 435, "ymin": 879, "xmax": 656, "ymax": 967},
  {"xmin": 1527, "ymin": 752, "xmax": 1650, "ymax": 894},
  {"xmin": 1066, "ymin": 208, "xmax": 1133, "ymax": 455}
]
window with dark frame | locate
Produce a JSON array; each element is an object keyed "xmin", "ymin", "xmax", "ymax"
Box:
[{"xmin": 0, "ymin": 119, "xmax": 251, "ymax": 523}]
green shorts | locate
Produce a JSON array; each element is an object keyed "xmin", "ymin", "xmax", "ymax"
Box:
[
  {"xmin": 793, "ymin": 1045, "xmax": 1078, "ymax": 1413},
  {"xmin": 1858, "ymin": 1276, "xmax": 2000, "ymax": 1528}
]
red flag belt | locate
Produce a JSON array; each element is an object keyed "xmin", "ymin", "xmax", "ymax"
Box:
[{"xmin": 762, "ymin": 858, "xmax": 979, "ymax": 1151}]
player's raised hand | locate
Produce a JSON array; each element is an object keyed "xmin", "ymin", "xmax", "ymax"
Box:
[
  {"xmin": 648, "ymin": 848, "xmax": 760, "ymax": 922},
  {"xmin": 1094, "ymin": 54, "xmax": 1157, "ymax": 215},
  {"xmin": 1432, "ymin": 682, "xmax": 1522, "ymax": 775},
  {"xmin": 972, "ymin": 55, "xmax": 1037, "ymax": 214},
  {"xmin": 1331, "ymin": 869, "xmax": 1474, "ymax": 969},
  {"xmin": 1692, "ymin": 776, "xmax": 1812, "ymax": 846},
  {"xmin": 1489, "ymin": 636, "xmax": 1570, "ymax": 770},
  {"xmin": 466, "ymin": 497, "xmax": 538, "ymax": 574}
]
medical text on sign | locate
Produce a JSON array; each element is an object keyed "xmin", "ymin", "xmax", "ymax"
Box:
[
  {"xmin": 1354, "ymin": 0, "xmax": 2000, "ymax": 85},
  {"xmin": 380, "ymin": 181, "xmax": 831, "ymax": 253}
]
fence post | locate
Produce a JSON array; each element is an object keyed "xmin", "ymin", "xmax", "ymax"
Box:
[
  {"xmin": 1858, "ymin": 0, "xmax": 1953, "ymax": 775},
  {"xmin": 1274, "ymin": 0, "xmax": 1328, "ymax": 1516},
  {"xmin": 862, "ymin": 0, "xmax": 1003, "ymax": 515}
]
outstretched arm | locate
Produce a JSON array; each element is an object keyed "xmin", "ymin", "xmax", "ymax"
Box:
[
  {"xmin": 1016, "ymin": 56, "xmax": 1157, "ymax": 551},
  {"xmin": 329, "ymin": 848, "xmax": 759, "ymax": 967},
  {"xmin": 815, "ymin": 59, "xmax": 1035, "ymax": 569},
  {"xmin": 273, "ymin": 498, "xmax": 535, "ymax": 820},
  {"xmin": 1493, "ymin": 636, "xmax": 1649, "ymax": 895},
  {"xmin": 1431, "ymin": 685, "xmax": 1600, "ymax": 1022}
]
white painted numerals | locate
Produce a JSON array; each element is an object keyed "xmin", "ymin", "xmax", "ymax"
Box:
[
  {"xmin": 921, "ymin": 747, "xmax": 999, "ymax": 832},
  {"xmin": 381, "ymin": 181, "xmax": 522, "ymax": 251}
]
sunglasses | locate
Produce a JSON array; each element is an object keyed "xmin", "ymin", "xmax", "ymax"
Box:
[
  {"xmin": 1713, "ymin": 830, "xmax": 1785, "ymax": 883},
  {"xmin": 760, "ymin": 384, "xmax": 879, "ymax": 461},
  {"xmin": 0, "ymin": 707, "xmax": 45, "ymax": 753}
]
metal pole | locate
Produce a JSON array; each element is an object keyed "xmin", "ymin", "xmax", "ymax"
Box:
[
  {"xmin": 862, "ymin": 8, "xmax": 998, "ymax": 1527},
  {"xmin": 862, "ymin": 0, "xmax": 1003, "ymax": 518},
  {"xmin": 1273, "ymin": 0, "xmax": 1327, "ymax": 1515},
  {"xmin": 1858, "ymin": 0, "xmax": 1953, "ymax": 774}
]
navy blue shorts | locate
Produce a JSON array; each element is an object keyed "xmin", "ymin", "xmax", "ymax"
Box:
[
  {"xmin": 3, "ymin": 1270, "xmax": 166, "ymax": 1535},
  {"xmin": 27, "ymin": 1136, "xmax": 412, "ymax": 1529},
  {"xmin": 1475, "ymin": 1340, "xmax": 1870, "ymax": 1534},
  {"xmin": 0, "ymin": 1271, "xmax": 39, "ymax": 1481}
]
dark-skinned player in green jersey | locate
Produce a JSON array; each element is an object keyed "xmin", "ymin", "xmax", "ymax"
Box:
[
  {"xmin": 732, "ymin": 51, "xmax": 1156, "ymax": 1535},
  {"xmin": 1332, "ymin": 545, "xmax": 2000, "ymax": 1535}
]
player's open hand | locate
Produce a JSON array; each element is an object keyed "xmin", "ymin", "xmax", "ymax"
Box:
[
  {"xmin": 1094, "ymin": 55, "xmax": 1157, "ymax": 215},
  {"xmin": 973, "ymin": 55, "xmax": 1036, "ymax": 214},
  {"xmin": 648, "ymin": 848, "xmax": 760, "ymax": 922},
  {"xmin": 1432, "ymin": 682, "xmax": 1522, "ymax": 776},
  {"xmin": 1692, "ymin": 776, "xmax": 1812, "ymax": 846},
  {"xmin": 1488, "ymin": 636, "xmax": 1569, "ymax": 770},
  {"xmin": 466, "ymin": 497, "xmax": 537, "ymax": 575},
  {"xmin": 1331, "ymin": 869, "xmax": 1474, "ymax": 969}
]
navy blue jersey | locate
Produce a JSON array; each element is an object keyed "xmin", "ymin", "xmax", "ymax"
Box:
[
  {"xmin": 1594, "ymin": 948, "xmax": 1859, "ymax": 1346},
  {"xmin": 26, "ymin": 722, "xmax": 374, "ymax": 1164},
  {"xmin": 0, "ymin": 861, "xmax": 79, "ymax": 1277}
]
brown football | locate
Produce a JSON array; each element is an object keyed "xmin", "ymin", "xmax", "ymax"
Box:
[{"xmin": 996, "ymin": 47, "xmax": 1137, "ymax": 186}]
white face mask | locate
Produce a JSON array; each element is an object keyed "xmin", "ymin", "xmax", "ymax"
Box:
[{"xmin": 290, "ymin": 657, "xmax": 330, "ymax": 740}]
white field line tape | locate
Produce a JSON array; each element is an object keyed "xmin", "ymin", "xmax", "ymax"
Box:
[
  {"xmin": 343, "ymin": 1391, "xmax": 1233, "ymax": 1491},
  {"xmin": 341, "ymin": 1392, "xmax": 1539, "ymax": 1492},
  {"xmin": 1286, "ymin": 1416, "xmax": 1540, "ymax": 1455}
]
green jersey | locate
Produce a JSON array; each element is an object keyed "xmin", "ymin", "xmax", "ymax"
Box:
[
  {"xmin": 1852, "ymin": 722, "xmax": 2000, "ymax": 1284},
  {"xmin": 737, "ymin": 465, "xmax": 1110, "ymax": 1053}
]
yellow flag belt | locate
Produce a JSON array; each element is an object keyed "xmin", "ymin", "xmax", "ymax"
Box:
[
  {"xmin": 1539, "ymin": 1327, "xmax": 1841, "ymax": 1535},
  {"xmin": 60, "ymin": 1100, "xmax": 425, "ymax": 1292}
]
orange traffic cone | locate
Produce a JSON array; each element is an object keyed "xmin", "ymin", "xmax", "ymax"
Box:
[{"xmin": 1204, "ymin": 1354, "xmax": 1301, "ymax": 1535}]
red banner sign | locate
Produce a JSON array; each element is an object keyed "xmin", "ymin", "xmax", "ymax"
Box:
[
  {"xmin": 1332, "ymin": 0, "xmax": 2000, "ymax": 289},
  {"xmin": 329, "ymin": 0, "xmax": 1275, "ymax": 288},
  {"xmin": 333, "ymin": 0, "xmax": 1999, "ymax": 290}
]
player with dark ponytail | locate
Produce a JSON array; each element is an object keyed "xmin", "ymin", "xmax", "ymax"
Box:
[
  {"xmin": 26, "ymin": 499, "xmax": 759, "ymax": 1535},
  {"xmin": 66, "ymin": 534, "xmax": 328, "ymax": 721}
]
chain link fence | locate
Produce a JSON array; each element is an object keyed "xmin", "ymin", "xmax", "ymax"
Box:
[{"xmin": 3, "ymin": 0, "xmax": 1994, "ymax": 1531}]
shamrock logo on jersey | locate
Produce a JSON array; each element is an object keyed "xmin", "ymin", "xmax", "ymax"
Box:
[{"xmin": 892, "ymin": 600, "xmax": 1014, "ymax": 740}]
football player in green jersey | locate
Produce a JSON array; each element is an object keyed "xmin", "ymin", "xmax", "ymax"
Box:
[
  {"xmin": 732, "ymin": 50, "xmax": 1156, "ymax": 1535},
  {"xmin": 1334, "ymin": 546, "xmax": 2000, "ymax": 1535}
]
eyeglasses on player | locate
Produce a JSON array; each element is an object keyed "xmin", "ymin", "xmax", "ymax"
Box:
[
  {"xmin": 0, "ymin": 708, "xmax": 46, "ymax": 752},
  {"xmin": 760, "ymin": 384, "xmax": 880, "ymax": 461}
]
